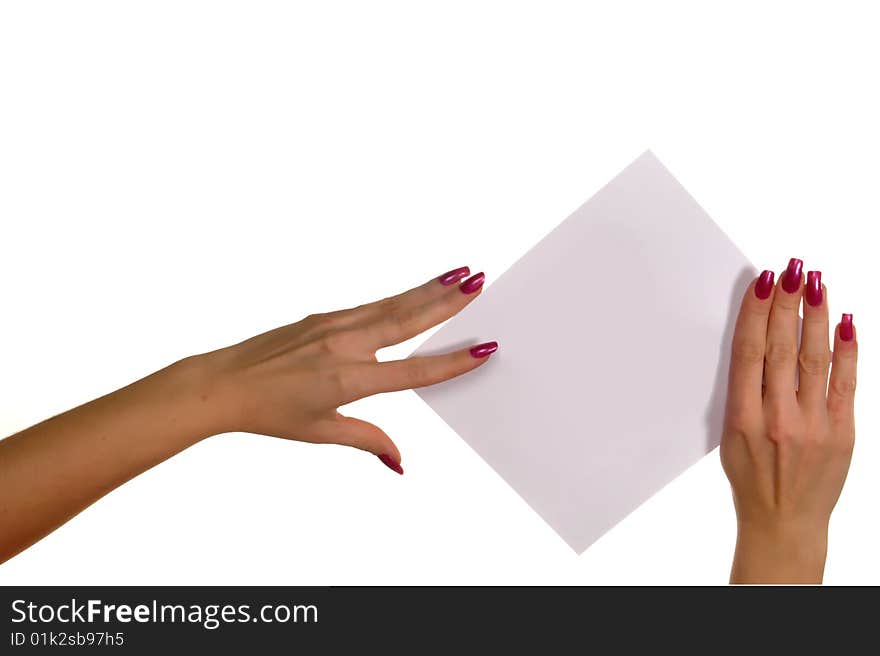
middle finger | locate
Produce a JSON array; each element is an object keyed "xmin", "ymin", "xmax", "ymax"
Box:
[{"xmin": 764, "ymin": 257, "xmax": 804, "ymax": 403}]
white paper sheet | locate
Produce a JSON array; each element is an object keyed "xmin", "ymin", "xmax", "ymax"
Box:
[{"xmin": 413, "ymin": 151, "xmax": 754, "ymax": 553}]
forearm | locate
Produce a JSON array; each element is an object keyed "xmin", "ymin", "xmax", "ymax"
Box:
[
  {"xmin": 730, "ymin": 521, "xmax": 828, "ymax": 584},
  {"xmin": 0, "ymin": 355, "xmax": 221, "ymax": 564}
]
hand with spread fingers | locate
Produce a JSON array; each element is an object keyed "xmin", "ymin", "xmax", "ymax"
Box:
[
  {"xmin": 0, "ymin": 267, "xmax": 496, "ymax": 563},
  {"xmin": 205, "ymin": 266, "xmax": 496, "ymax": 473},
  {"xmin": 722, "ymin": 258, "xmax": 857, "ymax": 584}
]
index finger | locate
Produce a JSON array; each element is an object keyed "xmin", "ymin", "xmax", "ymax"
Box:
[
  {"xmin": 339, "ymin": 266, "xmax": 472, "ymax": 325},
  {"xmin": 727, "ymin": 270, "xmax": 775, "ymax": 416},
  {"xmin": 361, "ymin": 270, "xmax": 486, "ymax": 350}
]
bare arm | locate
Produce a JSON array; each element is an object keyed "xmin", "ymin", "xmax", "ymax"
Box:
[
  {"xmin": 0, "ymin": 266, "xmax": 495, "ymax": 564},
  {"xmin": 0, "ymin": 358, "xmax": 218, "ymax": 563}
]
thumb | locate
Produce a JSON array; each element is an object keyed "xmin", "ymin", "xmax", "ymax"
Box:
[{"xmin": 315, "ymin": 413, "xmax": 403, "ymax": 474}]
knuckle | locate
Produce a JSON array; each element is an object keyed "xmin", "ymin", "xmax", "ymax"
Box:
[
  {"xmin": 303, "ymin": 312, "xmax": 345, "ymax": 335},
  {"xmin": 317, "ymin": 330, "xmax": 354, "ymax": 355},
  {"xmin": 765, "ymin": 342, "xmax": 798, "ymax": 367},
  {"xmin": 741, "ymin": 301, "xmax": 771, "ymax": 320},
  {"xmin": 765, "ymin": 417, "xmax": 796, "ymax": 444},
  {"xmin": 835, "ymin": 342, "xmax": 858, "ymax": 360},
  {"xmin": 775, "ymin": 292, "xmax": 801, "ymax": 311},
  {"xmin": 798, "ymin": 350, "xmax": 831, "ymax": 376},
  {"xmin": 801, "ymin": 419, "xmax": 827, "ymax": 448},
  {"xmin": 386, "ymin": 303, "xmax": 419, "ymax": 328},
  {"xmin": 723, "ymin": 420, "xmax": 753, "ymax": 442},
  {"xmin": 325, "ymin": 368, "xmax": 347, "ymax": 395},
  {"xmin": 829, "ymin": 375, "xmax": 857, "ymax": 398},
  {"xmin": 724, "ymin": 404, "xmax": 758, "ymax": 434},
  {"xmin": 326, "ymin": 365, "xmax": 367, "ymax": 403},
  {"xmin": 802, "ymin": 317, "xmax": 829, "ymax": 335},
  {"xmin": 403, "ymin": 360, "xmax": 430, "ymax": 386},
  {"xmin": 731, "ymin": 340, "xmax": 764, "ymax": 367},
  {"xmin": 317, "ymin": 335, "xmax": 335, "ymax": 354}
]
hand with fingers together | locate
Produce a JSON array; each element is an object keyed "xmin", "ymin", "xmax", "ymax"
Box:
[
  {"xmin": 0, "ymin": 266, "xmax": 496, "ymax": 563},
  {"xmin": 722, "ymin": 258, "xmax": 857, "ymax": 584}
]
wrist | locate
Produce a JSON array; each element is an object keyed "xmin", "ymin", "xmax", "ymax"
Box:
[
  {"xmin": 161, "ymin": 353, "xmax": 235, "ymax": 441},
  {"xmin": 731, "ymin": 519, "xmax": 829, "ymax": 584}
]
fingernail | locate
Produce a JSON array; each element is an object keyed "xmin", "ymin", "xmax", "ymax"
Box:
[
  {"xmin": 438, "ymin": 266, "xmax": 470, "ymax": 286},
  {"xmin": 469, "ymin": 341, "xmax": 498, "ymax": 358},
  {"xmin": 840, "ymin": 313, "xmax": 854, "ymax": 342},
  {"xmin": 754, "ymin": 270, "xmax": 775, "ymax": 299},
  {"xmin": 377, "ymin": 454, "xmax": 404, "ymax": 475},
  {"xmin": 805, "ymin": 271, "xmax": 823, "ymax": 306},
  {"xmin": 781, "ymin": 258, "xmax": 803, "ymax": 293},
  {"xmin": 460, "ymin": 272, "xmax": 485, "ymax": 294}
]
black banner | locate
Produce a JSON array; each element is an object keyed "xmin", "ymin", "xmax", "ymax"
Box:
[{"xmin": 0, "ymin": 586, "xmax": 868, "ymax": 652}]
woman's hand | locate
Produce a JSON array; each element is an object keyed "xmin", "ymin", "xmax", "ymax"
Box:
[
  {"xmin": 201, "ymin": 266, "xmax": 496, "ymax": 473},
  {"xmin": 0, "ymin": 266, "xmax": 494, "ymax": 563},
  {"xmin": 721, "ymin": 258, "xmax": 857, "ymax": 583}
]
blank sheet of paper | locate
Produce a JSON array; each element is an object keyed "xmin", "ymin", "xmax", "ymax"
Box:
[{"xmin": 413, "ymin": 151, "xmax": 754, "ymax": 553}]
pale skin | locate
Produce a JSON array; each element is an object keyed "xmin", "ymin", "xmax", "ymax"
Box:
[{"xmin": 0, "ymin": 265, "xmax": 858, "ymax": 582}]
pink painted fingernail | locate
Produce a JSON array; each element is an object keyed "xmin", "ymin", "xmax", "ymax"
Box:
[
  {"xmin": 754, "ymin": 270, "xmax": 775, "ymax": 299},
  {"xmin": 438, "ymin": 266, "xmax": 470, "ymax": 286},
  {"xmin": 469, "ymin": 341, "xmax": 498, "ymax": 358},
  {"xmin": 460, "ymin": 272, "xmax": 485, "ymax": 294},
  {"xmin": 781, "ymin": 258, "xmax": 803, "ymax": 293},
  {"xmin": 377, "ymin": 454, "xmax": 403, "ymax": 475},
  {"xmin": 840, "ymin": 313, "xmax": 854, "ymax": 342},
  {"xmin": 805, "ymin": 271, "xmax": 823, "ymax": 306}
]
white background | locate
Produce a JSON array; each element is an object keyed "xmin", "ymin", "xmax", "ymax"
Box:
[{"xmin": 1, "ymin": 1, "xmax": 877, "ymax": 584}]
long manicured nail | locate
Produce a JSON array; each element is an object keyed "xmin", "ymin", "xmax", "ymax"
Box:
[
  {"xmin": 805, "ymin": 271, "xmax": 823, "ymax": 306},
  {"xmin": 469, "ymin": 341, "xmax": 498, "ymax": 358},
  {"xmin": 460, "ymin": 272, "xmax": 485, "ymax": 294},
  {"xmin": 781, "ymin": 258, "xmax": 803, "ymax": 293},
  {"xmin": 377, "ymin": 454, "xmax": 403, "ymax": 475},
  {"xmin": 754, "ymin": 270, "xmax": 775, "ymax": 299},
  {"xmin": 840, "ymin": 313, "xmax": 854, "ymax": 342},
  {"xmin": 438, "ymin": 266, "xmax": 470, "ymax": 286}
]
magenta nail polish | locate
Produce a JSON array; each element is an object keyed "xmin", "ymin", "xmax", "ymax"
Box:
[
  {"xmin": 377, "ymin": 454, "xmax": 403, "ymax": 475},
  {"xmin": 469, "ymin": 341, "xmax": 498, "ymax": 358},
  {"xmin": 805, "ymin": 271, "xmax": 823, "ymax": 306},
  {"xmin": 781, "ymin": 258, "xmax": 803, "ymax": 293},
  {"xmin": 460, "ymin": 272, "xmax": 485, "ymax": 294},
  {"xmin": 840, "ymin": 313, "xmax": 854, "ymax": 342},
  {"xmin": 438, "ymin": 266, "xmax": 470, "ymax": 286},
  {"xmin": 754, "ymin": 270, "xmax": 775, "ymax": 299}
]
